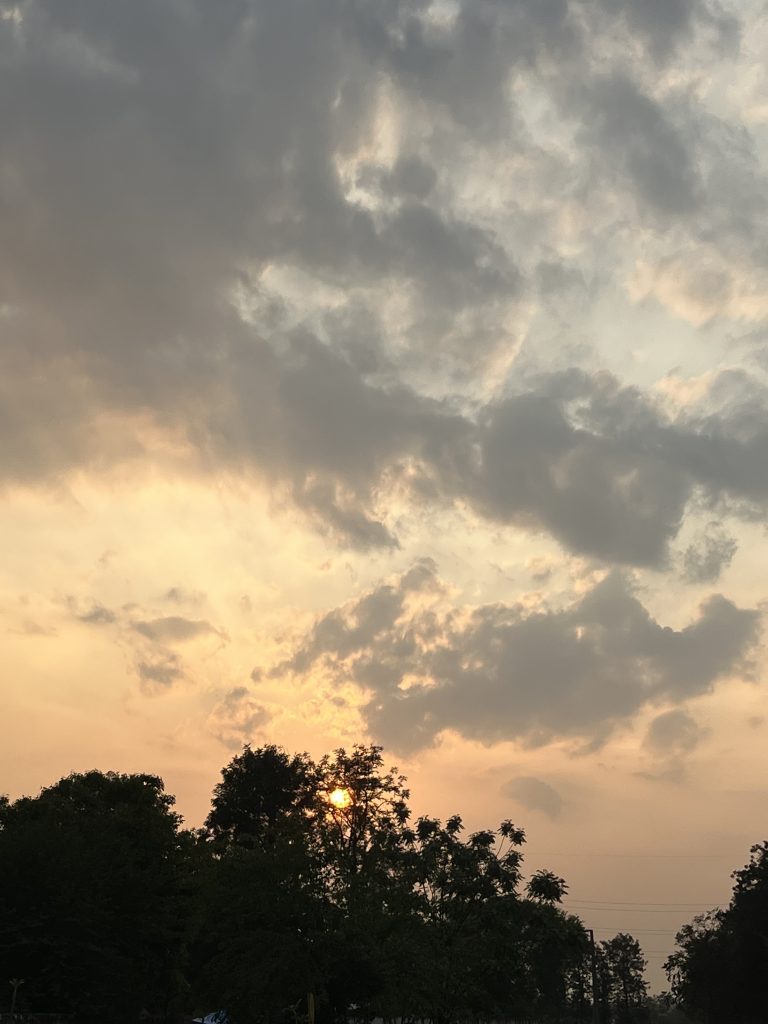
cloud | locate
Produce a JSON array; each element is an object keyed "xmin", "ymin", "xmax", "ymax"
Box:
[
  {"xmin": 426, "ymin": 367, "xmax": 768, "ymax": 567},
  {"xmin": 2, "ymin": 0, "xmax": 768, "ymax": 569},
  {"xmin": 265, "ymin": 562, "xmax": 761, "ymax": 753},
  {"xmin": 131, "ymin": 616, "xmax": 220, "ymax": 644},
  {"xmin": 128, "ymin": 615, "xmax": 227, "ymax": 691},
  {"xmin": 380, "ymin": 155, "xmax": 438, "ymax": 200},
  {"xmin": 276, "ymin": 557, "xmax": 441, "ymax": 677},
  {"xmin": 638, "ymin": 708, "xmax": 706, "ymax": 783},
  {"xmin": 598, "ymin": 0, "xmax": 696, "ymax": 53},
  {"xmin": 575, "ymin": 72, "xmax": 701, "ymax": 218},
  {"xmin": 9, "ymin": 619, "xmax": 57, "ymax": 637},
  {"xmin": 164, "ymin": 587, "xmax": 206, "ymax": 607},
  {"xmin": 207, "ymin": 686, "xmax": 271, "ymax": 751},
  {"xmin": 458, "ymin": 373, "xmax": 689, "ymax": 566},
  {"xmin": 644, "ymin": 708, "xmax": 704, "ymax": 756},
  {"xmin": 502, "ymin": 776, "xmax": 564, "ymax": 818},
  {"xmin": 67, "ymin": 599, "xmax": 225, "ymax": 690},
  {"xmin": 682, "ymin": 523, "xmax": 738, "ymax": 583},
  {"xmin": 77, "ymin": 604, "xmax": 117, "ymax": 625},
  {"xmin": 137, "ymin": 652, "xmax": 184, "ymax": 691}
]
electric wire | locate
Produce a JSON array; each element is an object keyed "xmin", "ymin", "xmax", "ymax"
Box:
[{"xmin": 565, "ymin": 898, "xmax": 722, "ymax": 907}]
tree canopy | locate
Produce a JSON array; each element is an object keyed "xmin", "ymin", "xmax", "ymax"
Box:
[
  {"xmin": 10, "ymin": 744, "xmax": 761, "ymax": 1024},
  {"xmin": 0, "ymin": 771, "xmax": 190, "ymax": 1022},
  {"xmin": 666, "ymin": 842, "xmax": 768, "ymax": 1024}
]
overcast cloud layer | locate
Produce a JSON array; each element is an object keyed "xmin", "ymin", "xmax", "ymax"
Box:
[
  {"xmin": 2, "ymin": 2, "xmax": 768, "ymax": 985},
  {"xmin": 3, "ymin": 0, "xmax": 768, "ymax": 557}
]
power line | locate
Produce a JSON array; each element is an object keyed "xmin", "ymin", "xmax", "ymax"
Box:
[
  {"xmin": 565, "ymin": 909, "xmax": 720, "ymax": 917},
  {"xmin": 565, "ymin": 898, "xmax": 721, "ymax": 907},
  {"xmin": 593, "ymin": 929, "xmax": 684, "ymax": 937},
  {"xmin": 534, "ymin": 851, "xmax": 736, "ymax": 859}
]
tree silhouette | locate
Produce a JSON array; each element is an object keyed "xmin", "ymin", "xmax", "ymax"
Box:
[
  {"xmin": 205, "ymin": 743, "xmax": 318, "ymax": 848},
  {"xmin": 0, "ymin": 771, "xmax": 189, "ymax": 1022},
  {"xmin": 667, "ymin": 842, "xmax": 768, "ymax": 1023},
  {"xmin": 0, "ymin": 747, "xmax": 660, "ymax": 1024},
  {"xmin": 600, "ymin": 933, "xmax": 648, "ymax": 1022}
]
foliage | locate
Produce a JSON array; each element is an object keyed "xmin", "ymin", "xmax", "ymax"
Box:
[
  {"xmin": 204, "ymin": 744, "xmax": 318, "ymax": 848},
  {"xmin": 599, "ymin": 933, "xmax": 648, "ymax": 1023},
  {"xmin": 666, "ymin": 842, "xmax": 768, "ymax": 1024},
  {"xmin": 190, "ymin": 840, "xmax": 321, "ymax": 1024},
  {"xmin": 0, "ymin": 771, "xmax": 190, "ymax": 1022},
  {"xmin": 0, "ymin": 747, "xmax": 682, "ymax": 1024},
  {"xmin": 527, "ymin": 869, "xmax": 569, "ymax": 904},
  {"xmin": 644, "ymin": 993, "xmax": 693, "ymax": 1023},
  {"xmin": 313, "ymin": 745, "xmax": 411, "ymax": 897}
]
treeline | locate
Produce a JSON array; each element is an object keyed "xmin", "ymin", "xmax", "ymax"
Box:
[
  {"xmin": 665, "ymin": 838, "xmax": 768, "ymax": 1022},
  {"xmin": 0, "ymin": 745, "xmax": 763, "ymax": 1024}
]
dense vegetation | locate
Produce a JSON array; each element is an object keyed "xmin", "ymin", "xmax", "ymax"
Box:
[
  {"xmin": 665, "ymin": 841, "xmax": 768, "ymax": 1023},
  {"xmin": 0, "ymin": 745, "xmax": 763, "ymax": 1023}
]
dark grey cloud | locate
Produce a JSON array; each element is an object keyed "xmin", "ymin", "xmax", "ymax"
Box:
[
  {"xmin": 575, "ymin": 72, "xmax": 701, "ymax": 218},
  {"xmin": 424, "ymin": 367, "xmax": 768, "ymax": 567},
  {"xmin": 644, "ymin": 708, "xmax": 704, "ymax": 756},
  {"xmin": 2, "ymin": 0, "xmax": 766, "ymax": 567},
  {"xmin": 638, "ymin": 707, "xmax": 706, "ymax": 783},
  {"xmin": 137, "ymin": 652, "xmax": 184, "ymax": 690},
  {"xmin": 380, "ymin": 155, "xmax": 438, "ymax": 200},
  {"xmin": 207, "ymin": 686, "xmax": 271, "ymax": 750},
  {"xmin": 502, "ymin": 776, "xmax": 564, "ymax": 818},
  {"xmin": 131, "ymin": 616, "xmax": 220, "ymax": 644},
  {"xmin": 462, "ymin": 375, "xmax": 689, "ymax": 566},
  {"xmin": 682, "ymin": 523, "xmax": 738, "ymax": 583},
  {"xmin": 77, "ymin": 604, "xmax": 117, "ymax": 625},
  {"xmin": 594, "ymin": 0, "xmax": 737, "ymax": 62},
  {"xmin": 276, "ymin": 557, "xmax": 440, "ymax": 676},
  {"xmin": 266, "ymin": 562, "xmax": 761, "ymax": 753}
]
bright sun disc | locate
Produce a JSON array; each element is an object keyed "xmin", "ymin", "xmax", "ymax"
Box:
[{"xmin": 329, "ymin": 787, "xmax": 352, "ymax": 809}]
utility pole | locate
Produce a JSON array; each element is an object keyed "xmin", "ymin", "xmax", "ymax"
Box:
[
  {"xmin": 588, "ymin": 930, "xmax": 599, "ymax": 1024},
  {"xmin": 9, "ymin": 978, "xmax": 24, "ymax": 1016}
]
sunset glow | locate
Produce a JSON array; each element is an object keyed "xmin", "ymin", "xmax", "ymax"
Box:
[{"xmin": 328, "ymin": 788, "xmax": 353, "ymax": 810}]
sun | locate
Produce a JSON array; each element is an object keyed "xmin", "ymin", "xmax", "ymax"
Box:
[{"xmin": 328, "ymin": 787, "xmax": 352, "ymax": 809}]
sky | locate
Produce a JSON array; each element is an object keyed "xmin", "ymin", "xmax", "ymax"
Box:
[{"xmin": 2, "ymin": 0, "xmax": 768, "ymax": 990}]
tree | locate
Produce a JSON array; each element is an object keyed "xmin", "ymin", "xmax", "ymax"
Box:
[
  {"xmin": 527, "ymin": 869, "xmax": 569, "ymax": 904},
  {"xmin": 645, "ymin": 993, "xmax": 693, "ymax": 1023},
  {"xmin": 194, "ymin": 745, "xmax": 322, "ymax": 1023},
  {"xmin": 665, "ymin": 911, "xmax": 728, "ymax": 1023},
  {"xmin": 308, "ymin": 745, "xmax": 413, "ymax": 1024},
  {"xmin": 519, "ymin": 898, "xmax": 591, "ymax": 1022},
  {"xmin": 192, "ymin": 743, "xmax": 596, "ymax": 1024},
  {"xmin": 190, "ymin": 838, "xmax": 322, "ymax": 1024},
  {"xmin": 205, "ymin": 744, "xmax": 318, "ymax": 848},
  {"xmin": 0, "ymin": 771, "xmax": 190, "ymax": 1022},
  {"xmin": 313, "ymin": 744, "xmax": 410, "ymax": 891},
  {"xmin": 666, "ymin": 842, "xmax": 768, "ymax": 1023},
  {"xmin": 193, "ymin": 744, "xmax": 414, "ymax": 1024},
  {"xmin": 392, "ymin": 815, "xmax": 526, "ymax": 1023},
  {"xmin": 600, "ymin": 934, "xmax": 648, "ymax": 1023},
  {"xmin": 727, "ymin": 841, "xmax": 768, "ymax": 1022}
]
